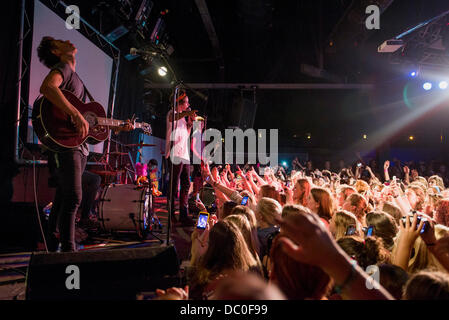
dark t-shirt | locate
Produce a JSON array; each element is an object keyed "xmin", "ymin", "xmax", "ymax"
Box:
[
  {"xmin": 52, "ymin": 62, "xmax": 87, "ymax": 102},
  {"xmin": 51, "ymin": 62, "xmax": 89, "ymax": 155}
]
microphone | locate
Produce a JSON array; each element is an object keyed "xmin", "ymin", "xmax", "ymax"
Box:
[{"xmin": 130, "ymin": 48, "xmax": 159, "ymax": 56}]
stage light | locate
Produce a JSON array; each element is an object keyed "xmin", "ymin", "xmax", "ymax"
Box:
[
  {"xmin": 410, "ymin": 71, "xmax": 417, "ymax": 77},
  {"xmin": 282, "ymin": 161, "xmax": 288, "ymax": 167},
  {"xmin": 306, "ymin": 133, "xmax": 311, "ymax": 140},
  {"xmin": 363, "ymin": 134, "xmax": 367, "ymax": 139},
  {"xmin": 423, "ymin": 82, "xmax": 432, "ymax": 91},
  {"xmin": 409, "ymin": 135, "xmax": 414, "ymax": 141},
  {"xmin": 439, "ymin": 81, "xmax": 448, "ymax": 90},
  {"xmin": 158, "ymin": 66, "xmax": 168, "ymax": 77}
]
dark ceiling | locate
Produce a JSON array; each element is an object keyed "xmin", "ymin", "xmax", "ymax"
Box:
[{"xmin": 42, "ymin": 0, "xmax": 449, "ymax": 161}]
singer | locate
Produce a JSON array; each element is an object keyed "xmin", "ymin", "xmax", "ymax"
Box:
[{"xmin": 166, "ymin": 89, "xmax": 197, "ymax": 226}]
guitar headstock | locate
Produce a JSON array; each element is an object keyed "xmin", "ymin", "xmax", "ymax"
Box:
[{"xmin": 141, "ymin": 122, "xmax": 152, "ymax": 136}]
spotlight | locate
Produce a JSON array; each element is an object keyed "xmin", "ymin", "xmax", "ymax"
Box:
[
  {"xmin": 439, "ymin": 81, "xmax": 448, "ymax": 90},
  {"xmin": 410, "ymin": 71, "xmax": 417, "ymax": 77},
  {"xmin": 158, "ymin": 66, "xmax": 168, "ymax": 77},
  {"xmin": 363, "ymin": 134, "xmax": 367, "ymax": 140},
  {"xmin": 423, "ymin": 82, "xmax": 432, "ymax": 91},
  {"xmin": 282, "ymin": 161, "xmax": 288, "ymax": 167},
  {"xmin": 409, "ymin": 135, "xmax": 414, "ymax": 141}
]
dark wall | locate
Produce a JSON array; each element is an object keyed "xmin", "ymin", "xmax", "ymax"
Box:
[{"xmin": 0, "ymin": 0, "xmax": 22, "ymax": 205}]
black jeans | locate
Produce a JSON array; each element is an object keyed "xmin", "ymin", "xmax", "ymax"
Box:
[
  {"xmin": 168, "ymin": 159, "xmax": 190, "ymax": 220},
  {"xmin": 48, "ymin": 150, "xmax": 87, "ymax": 252}
]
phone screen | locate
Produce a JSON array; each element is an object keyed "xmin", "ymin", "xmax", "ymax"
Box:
[
  {"xmin": 345, "ymin": 225, "xmax": 356, "ymax": 236},
  {"xmin": 366, "ymin": 226, "xmax": 374, "ymax": 237},
  {"xmin": 197, "ymin": 212, "xmax": 209, "ymax": 229},
  {"xmin": 241, "ymin": 196, "xmax": 249, "ymax": 206},
  {"xmin": 196, "ymin": 193, "xmax": 200, "ymax": 201}
]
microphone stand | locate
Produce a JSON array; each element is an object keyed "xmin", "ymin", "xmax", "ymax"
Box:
[{"xmin": 166, "ymin": 84, "xmax": 180, "ymax": 246}]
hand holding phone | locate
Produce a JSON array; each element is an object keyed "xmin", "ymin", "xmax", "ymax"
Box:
[{"xmin": 197, "ymin": 212, "xmax": 210, "ymax": 230}]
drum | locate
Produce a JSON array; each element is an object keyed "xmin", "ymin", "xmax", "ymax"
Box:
[{"xmin": 99, "ymin": 184, "xmax": 151, "ymax": 237}]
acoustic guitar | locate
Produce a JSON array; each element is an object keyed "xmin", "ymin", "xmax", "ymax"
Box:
[{"xmin": 32, "ymin": 89, "xmax": 152, "ymax": 152}]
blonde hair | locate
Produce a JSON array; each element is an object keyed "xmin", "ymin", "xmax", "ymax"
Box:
[
  {"xmin": 355, "ymin": 179, "xmax": 370, "ymax": 195},
  {"xmin": 381, "ymin": 202, "xmax": 403, "ymax": 224},
  {"xmin": 392, "ymin": 222, "xmax": 448, "ymax": 274},
  {"xmin": 255, "ymin": 197, "xmax": 282, "ymax": 226},
  {"xmin": 332, "ymin": 210, "xmax": 361, "ymax": 240},
  {"xmin": 224, "ymin": 214, "xmax": 262, "ymax": 265},
  {"xmin": 282, "ymin": 204, "xmax": 311, "ymax": 219}
]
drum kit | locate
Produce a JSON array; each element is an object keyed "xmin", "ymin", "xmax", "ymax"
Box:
[{"xmin": 90, "ymin": 141, "xmax": 162, "ymax": 241}]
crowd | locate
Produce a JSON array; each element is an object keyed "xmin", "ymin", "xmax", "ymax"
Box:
[{"xmin": 156, "ymin": 158, "xmax": 449, "ymax": 300}]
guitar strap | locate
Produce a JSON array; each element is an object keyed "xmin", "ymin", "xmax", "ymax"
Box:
[{"xmin": 81, "ymin": 81, "xmax": 95, "ymax": 103}]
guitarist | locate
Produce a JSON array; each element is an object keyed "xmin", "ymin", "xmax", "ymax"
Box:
[{"xmin": 37, "ymin": 36, "xmax": 132, "ymax": 252}]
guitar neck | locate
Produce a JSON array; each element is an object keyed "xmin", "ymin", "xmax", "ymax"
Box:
[{"xmin": 97, "ymin": 117, "xmax": 145, "ymax": 129}]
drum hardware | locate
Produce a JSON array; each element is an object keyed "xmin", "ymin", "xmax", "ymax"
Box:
[{"xmin": 99, "ymin": 184, "xmax": 163, "ymax": 242}]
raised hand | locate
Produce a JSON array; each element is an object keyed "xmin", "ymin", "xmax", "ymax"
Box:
[
  {"xmin": 403, "ymin": 166, "xmax": 410, "ymax": 175},
  {"xmin": 156, "ymin": 286, "xmax": 189, "ymax": 300},
  {"xmin": 384, "ymin": 160, "xmax": 390, "ymax": 171}
]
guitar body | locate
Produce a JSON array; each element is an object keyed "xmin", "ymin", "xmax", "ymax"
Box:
[{"xmin": 32, "ymin": 90, "xmax": 109, "ymax": 152}]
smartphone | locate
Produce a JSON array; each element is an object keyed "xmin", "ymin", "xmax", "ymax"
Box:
[
  {"xmin": 345, "ymin": 225, "xmax": 357, "ymax": 236},
  {"xmin": 197, "ymin": 212, "xmax": 209, "ymax": 229},
  {"xmin": 241, "ymin": 196, "xmax": 249, "ymax": 206},
  {"xmin": 196, "ymin": 193, "xmax": 200, "ymax": 201},
  {"xmin": 286, "ymin": 181, "xmax": 291, "ymax": 188},
  {"xmin": 366, "ymin": 226, "xmax": 374, "ymax": 237},
  {"xmin": 401, "ymin": 215, "xmax": 428, "ymax": 234},
  {"xmin": 357, "ymin": 163, "xmax": 362, "ymax": 168}
]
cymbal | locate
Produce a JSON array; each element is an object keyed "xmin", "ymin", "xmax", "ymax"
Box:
[
  {"xmin": 125, "ymin": 143, "xmax": 156, "ymax": 147},
  {"xmin": 107, "ymin": 152, "xmax": 128, "ymax": 155}
]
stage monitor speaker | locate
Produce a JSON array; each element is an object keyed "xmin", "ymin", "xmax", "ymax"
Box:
[{"xmin": 26, "ymin": 245, "xmax": 180, "ymax": 300}]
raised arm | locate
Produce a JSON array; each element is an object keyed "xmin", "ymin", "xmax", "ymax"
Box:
[
  {"xmin": 277, "ymin": 211, "xmax": 394, "ymax": 300},
  {"xmin": 383, "ymin": 160, "xmax": 390, "ymax": 182}
]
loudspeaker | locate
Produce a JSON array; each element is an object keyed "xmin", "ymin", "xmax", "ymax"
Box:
[
  {"xmin": 26, "ymin": 245, "xmax": 180, "ymax": 300},
  {"xmin": 231, "ymin": 96, "xmax": 258, "ymax": 129}
]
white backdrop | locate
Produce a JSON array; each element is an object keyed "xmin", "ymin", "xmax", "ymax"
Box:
[{"xmin": 28, "ymin": 0, "xmax": 114, "ymax": 153}]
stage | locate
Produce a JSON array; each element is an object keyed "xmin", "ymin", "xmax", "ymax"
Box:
[{"xmin": 0, "ymin": 196, "xmax": 195, "ymax": 300}]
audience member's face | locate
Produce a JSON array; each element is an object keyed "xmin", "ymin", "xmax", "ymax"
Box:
[
  {"xmin": 406, "ymin": 189, "xmax": 418, "ymax": 209},
  {"xmin": 292, "ymin": 183, "xmax": 303, "ymax": 203},
  {"xmin": 324, "ymin": 161, "xmax": 331, "ymax": 170},
  {"xmin": 307, "ymin": 193, "xmax": 319, "ymax": 213}
]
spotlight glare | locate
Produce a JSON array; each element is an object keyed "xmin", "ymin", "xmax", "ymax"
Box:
[
  {"xmin": 158, "ymin": 66, "xmax": 168, "ymax": 77},
  {"xmin": 409, "ymin": 135, "xmax": 414, "ymax": 141},
  {"xmin": 282, "ymin": 161, "xmax": 288, "ymax": 167},
  {"xmin": 423, "ymin": 82, "xmax": 432, "ymax": 91},
  {"xmin": 410, "ymin": 71, "xmax": 417, "ymax": 77},
  {"xmin": 439, "ymin": 81, "xmax": 448, "ymax": 90}
]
